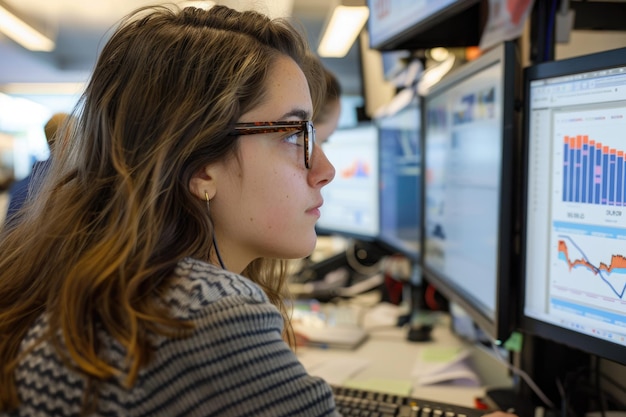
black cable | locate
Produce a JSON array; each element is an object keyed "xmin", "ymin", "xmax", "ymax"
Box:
[
  {"xmin": 600, "ymin": 372, "xmax": 626, "ymax": 396},
  {"xmin": 584, "ymin": 368, "xmax": 626, "ymax": 411},
  {"xmin": 212, "ymin": 234, "xmax": 226, "ymax": 269},
  {"xmin": 560, "ymin": 366, "xmax": 592, "ymax": 417},
  {"xmin": 557, "ymin": 376, "xmax": 567, "ymax": 417},
  {"xmin": 594, "ymin": 357, "xmax": 607, "ymax": 417}
]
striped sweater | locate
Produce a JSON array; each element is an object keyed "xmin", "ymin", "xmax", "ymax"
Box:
[{"xmin": 5, "ymin": 258, "xmax": 338, "ymax": 417}]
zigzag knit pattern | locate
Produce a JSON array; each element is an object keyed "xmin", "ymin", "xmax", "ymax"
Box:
[{"xmin": 5, "ymin": 258, "xmax": 338, "ymax": 417}]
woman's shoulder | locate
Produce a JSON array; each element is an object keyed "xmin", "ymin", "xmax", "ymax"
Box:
[{"xmin": 164, "ymin": 257, "xmax": 270, "ymax": 319}]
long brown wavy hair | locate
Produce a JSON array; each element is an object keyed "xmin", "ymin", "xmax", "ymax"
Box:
[{"xmin": 0, "ymin": 4, "xmax": 324, "ymax": 411}]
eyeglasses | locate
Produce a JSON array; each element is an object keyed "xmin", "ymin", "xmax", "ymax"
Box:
[{"xmin": 228, "ymin": 120, "xmax": 315, "ymax": 169}]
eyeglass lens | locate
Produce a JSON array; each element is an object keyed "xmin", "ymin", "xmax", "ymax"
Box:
[{"xmin": 305, "ymin": 122, "xmax": 313, "ymax": 169}]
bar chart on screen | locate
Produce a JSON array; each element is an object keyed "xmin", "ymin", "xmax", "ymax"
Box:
[
  {"xmin": 561, "ymin": 134, "xmax": 626, "ymax": 206},
  {"xmin": 553, "ymin": 106, "xmax": 626, "ymax": 207}
]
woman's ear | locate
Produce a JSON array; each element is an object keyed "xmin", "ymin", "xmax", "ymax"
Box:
[{"xmin": 189, "ymin": 165, "xmax": 217, "ymax": 201}]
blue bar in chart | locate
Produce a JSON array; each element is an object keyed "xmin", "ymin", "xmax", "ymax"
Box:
[{"xmin": 562, "ymin": 135, "xmax": 626, "ymax": 206}]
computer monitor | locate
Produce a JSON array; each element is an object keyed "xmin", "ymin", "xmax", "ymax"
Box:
[
  {"xmin": 422, "ymin": 41, "xmax": 521, "ymax": 343},
  {"xmin": 317, "ymin": 124, "xmax": 380, "ymax": 240},
  {"xmin": 381, "ymin": 50, "xmax": 411, "ymax": 81},
  {"xmin": 376, "ymin": 90, "xmax": 422, "ymax": 261},
  {"xmin": 521, "ymin": 46, "xmax": 626, "ymax": 366},
  {"xmin": 366, "ymin": 0, "xmax": 485, "ymax": 51}
]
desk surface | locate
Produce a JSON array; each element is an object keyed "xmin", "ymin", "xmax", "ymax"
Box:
[{"xmin": 296, "ymin": 306, "xmax": 513, "ymax": 409}]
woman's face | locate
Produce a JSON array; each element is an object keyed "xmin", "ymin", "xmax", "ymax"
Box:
[{"xmin": 207, "ymin": 55, "xmax": 336, "ymax": 272}]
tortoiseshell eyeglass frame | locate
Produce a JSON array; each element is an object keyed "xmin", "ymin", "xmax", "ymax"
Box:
[{"xmin": 228, "ymin": 120, "xmax": 315, "ymax": 169}]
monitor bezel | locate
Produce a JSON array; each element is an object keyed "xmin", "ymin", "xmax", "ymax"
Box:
[
  {"xmin": 520, "ymin": 46, "xmax": 626, "ymax": 366},
  {"xmin": 421, "ymin": 41, "xmax": 521, "ymax": 343},
  {"xmin": 366, "ymin": 0, "xmax": 485, "ymax": 51}
]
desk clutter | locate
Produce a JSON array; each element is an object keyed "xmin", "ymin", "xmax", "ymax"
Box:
[
  {"xmin": 290, "ymin": 299, "xmax": 369, "ymax": 349},
  {"xmin": 294, "ymin": 302, "xmax": 498, "ymax": 412},
  {"xmin": 290, "ymin": 297, "xmax": 422, "ymax": 349},
  {"xmin": 298, "ymin": 342, "xmax": 481, "ymax": 392}
]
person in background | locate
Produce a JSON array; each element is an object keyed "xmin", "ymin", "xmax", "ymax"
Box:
[
  {"xmin": 0, "ymin": 4, "xmax": 519, "ymax": 417},
  {"xmin": 5, "ymin": 112, "xmax": 69, "ymax": 226},
  {"xmin": 314, "ymin": 65, "xmax": 342, "ymax": 144},
  {"xmin": 288, "ymin": 62, "xmax": 344, "ymax": 328}
]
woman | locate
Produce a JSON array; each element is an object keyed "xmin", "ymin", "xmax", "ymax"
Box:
[{"xmin": 0, "ymin": 4, "xmax": 335, "ymax": 416}]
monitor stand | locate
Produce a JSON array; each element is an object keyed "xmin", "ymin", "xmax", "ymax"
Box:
[{"xmin": 404, "ymin": 263, "xmax": 434, "ymax": 343}]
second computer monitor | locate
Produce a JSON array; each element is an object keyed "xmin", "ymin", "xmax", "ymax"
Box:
[
  {"xmin": 317, "ymin": 124, "xmax": 380, "ymax": 240},
  {"xmin": 377, "ymin": 91, "xmax": 422, "ymax": 261},
  {"xmin": 422, "ymin": 41, "xmax": 520, "ymax": 343}
]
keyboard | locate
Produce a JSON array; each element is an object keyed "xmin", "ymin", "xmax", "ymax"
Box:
[{"xmin": 331, "ymin": 385, "xmax": 487, "ymax": 417}]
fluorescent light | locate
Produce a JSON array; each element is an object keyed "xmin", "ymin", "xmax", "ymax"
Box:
[
  {"xmin": 417, "ymin": 55, "xmax": 456, "ymax": 96},
  {"xmin": 178, "ymin": 1, "xmax": 215, "ymax": 10},
  {"xmin": 264, "ymin": 0, "xmax": 294, "ymax": 18},
  {"xmin": 1, "ymin": 82, "xmax": 85, "ymax": 95},
  {"xmin": 318, "ymin": 5, "xmax": 369, "ymax": 58},
  {"xmin": 429, "ymin": 47, "xmax": 450, "ymax": 62},
  {"xmin": 0, "ymin": 4, "xmax": 54, "ymax": 52}
]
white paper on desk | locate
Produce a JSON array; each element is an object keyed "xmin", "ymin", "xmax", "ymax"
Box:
[
  {"xmin": 306, "ymin": 357, "xmax": 370, "ymax": 386},
  {"xmin": 361, "ymin": 302, "xmax": 405, "ymax": 328},
  {"xmin": 296, "ymin": 351, "xmax": 326, "ymax": 372},
  {"xmin": 411, "ymin": 347, "xmax": 480, "ymax": 387},
  {"xmin": 413, "ymin": 361, "xmax": 480, "ymax": 387}
]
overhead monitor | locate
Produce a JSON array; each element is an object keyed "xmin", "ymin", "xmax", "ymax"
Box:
[
  {"xmin": 317, "ymin": 124, "xmax": 380, "ymax": 240},
  {"xmin": 422, "ymin": 41, "xmax": 520, "ymax": 343},
  {"xmin": 521, "ymin": 46, "xmax": 626, "ymax": 365},
  {"xmin": 366, "ymin": 0, "xmax": 484, "ymax": 51},
  {"xmin": 381, "ymin": 50, "xmax": 411, "ymax": 81},
  {"xmin": 376, "ymin": 89, "xmax": 422, "ymax": 261}
]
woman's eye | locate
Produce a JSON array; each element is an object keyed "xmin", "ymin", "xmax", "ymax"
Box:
[{"xmin": 283, "ymin": 131, "xmax": 305, "ymax": 147}]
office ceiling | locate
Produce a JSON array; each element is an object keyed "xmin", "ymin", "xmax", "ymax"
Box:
[{"xmin": 0, "ymin": 0, "xmax": 363, "ymax": 110}]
